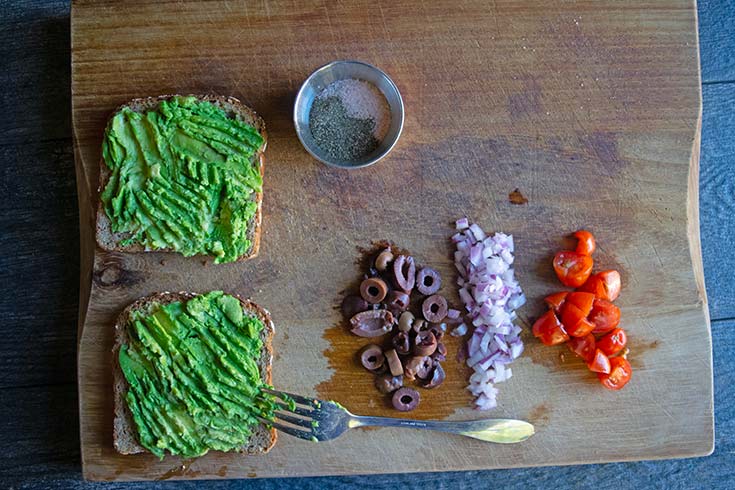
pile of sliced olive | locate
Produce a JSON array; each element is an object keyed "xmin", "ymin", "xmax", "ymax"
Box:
[{"xmin": 341, "ymin": 246, "xmax": 453, "ymax": 412}]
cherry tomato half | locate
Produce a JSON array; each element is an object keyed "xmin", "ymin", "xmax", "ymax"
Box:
[
  {"xmin": 566, "ymin": 291, "xmax": 595, "ymax": 316},
  {"xmin": 553, "ymin": 251, "xmax": 594, "ymax": 288},
  {"xmin": 532, "ymin": 310, "xmax": 569, "ymax": 346},
  {"xmin": 544, "ymin": 292, "xmax": 569, "ymax": 313},
  {"xmin": 596, "ymin": 328, "xmax": 627, "ymax": 356},
  {"xmin": 580, "ymin": 270, "xmax": 622, "ymax": 302},
  {"xmin": 568, "ymin": 334, "xmax": 596, "ymax": 362},
  {"xmin": 586, "ymin": 348, "xmax": 611, "ymax": 374},
  {"xmin": 560, "ymin": 294, "xmax": 596, "ymax": 337},
  {"xmin": 589, "ymin": 299, "xmax": 621, "ymax": 334},
  {"xmin": 573, "ymin": 230, "xmax": 596, "ymax": 256},
  {"xmin": 598, "ymin": 356, "xmax": 632, "ymax": 390}
]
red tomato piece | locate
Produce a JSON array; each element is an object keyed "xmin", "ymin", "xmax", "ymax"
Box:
[
  {"xmin": 566, "ymin": 291, "xmax": 595, "ymax": 317},
  {"xmin": 596, "ymin": 328, "xmax": 627, "ymax": 356},
  {"xmin": 586, "ymin": 349, "xmax": 611, "ymax": 374},
  {"xmin": 553, "ymin": 251, "xmax": 594, "ymax": 288},
  {"xmin": 544, "ymin": 292, "xmax": 569, "ymax": 312},
  {"xmin": 532, "ymin": 310, "xmax": 569, "ymax": 346},
  {"xmin": 560, "ymin": 302, "xmax": 596, "ymax": 337},
  {"xmin": 580, "ymin": 270, "xmax": 622, "ymax": 302},
  {"xmin": 573, "ymin": 230, "xmax": 596, "ymax": 255},
  {"xmin": 589, "ymin": 299, "xmax": 621, "ymax": 334},
  {"xmin": 568, "ymin": 334, "xmax": 596, "ymax": 362},
  {"xmin": 598, "ymin": 356, "xmax": 632, "ymax": 390}
]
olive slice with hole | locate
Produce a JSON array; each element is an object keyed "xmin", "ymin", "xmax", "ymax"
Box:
[
  {"xmin": 392, "ymin": 387, "xmax": 420, "ymax": 411},
  {"xmin": 414, "ymin": 331, "xmax": 437, "ymax": 356},
  {"xmin": 350, "ymin": 310, "xmax": 394, "ymax": 337},
  {"xmin": 423, "ymin": 363, "xmax": 446, "ymax": 389},
  {"xmin": 404, "ymin": 356, "xmax": 433, "ymax": 380},
  {"xmin": 422, "ymin": 294, "xmax": 448, "ymax": 323},
  {"xmin": 392, "ymin": 255, "xmax": 416, "ymax": 292},
  {"xmin": 416, "ymin": 267, "xmax": 442, "ymax": 295},
  {"xmin": 375, "ymin": 374, "xmax": 403, "ymax": 394},
  {"xmin": 360, "ymin": 277, "xmax": 388, "ymax": 304},
  {"xmin": 392, "ymin": 331, "xmax": 411, "ymax": 356},
  {"xmin": 359, "ymin": 344, "xmax": 385, "ymax": 371}
]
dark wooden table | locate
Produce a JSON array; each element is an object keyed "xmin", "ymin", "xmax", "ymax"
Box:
[{"xmin": 2, "ymin": 1, "xmax": 733, "ymax": 488}]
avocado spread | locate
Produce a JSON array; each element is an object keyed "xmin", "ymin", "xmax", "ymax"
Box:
[
  {"xmin": 101, "ymin": 96, "xmax": 264, "ymax": 263},
  {"xmin": 118, "ymin": 291, "xmax": 276, "ymax": 458}
]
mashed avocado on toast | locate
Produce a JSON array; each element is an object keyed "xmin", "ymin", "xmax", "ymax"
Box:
[
  {"xmin": 100, "ymin": 96, "xmax": 264, "ymax": 263},
  {"xmin": 117, "ymin": 291, "xmax": 277, "ymax": 459}
]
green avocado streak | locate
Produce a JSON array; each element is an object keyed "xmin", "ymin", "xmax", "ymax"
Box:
[
  {"xmin": 101, "ymin": 96, "xmax": 264, "ymax": 263},
  {"xmin": 118, "ymin": 291, "xmax": 276, "ymax": 459}
]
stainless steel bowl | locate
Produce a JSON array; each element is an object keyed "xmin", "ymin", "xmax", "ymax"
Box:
[{"xmin": 294, "ymin": 60, "xmax": 404, "ymax": 169}]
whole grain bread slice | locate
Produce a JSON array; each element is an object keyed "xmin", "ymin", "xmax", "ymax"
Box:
[
  {"xmin": 112, "ymin": 291, "xmax": 277, "ymax": 455},
  {"xmin": 96, "ymin": 95, "xmax": 267, "ymax": 261}
]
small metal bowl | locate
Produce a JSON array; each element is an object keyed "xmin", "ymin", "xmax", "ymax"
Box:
[{"xmin": 294, "ymin": 60, "xmax": 404, "ymax": 169}]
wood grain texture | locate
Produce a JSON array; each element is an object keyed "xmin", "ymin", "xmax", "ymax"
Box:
[
  {"xmin": 698, "ymin": 0, "xmax": 735, "ymax": 83},
  {"xmin": 71, "ymin": 0, "xmax": 712, "ymax": 481},
  {"xmin": 700, "ymin": 83, "xmax": 735, "ymax": 319},
  {"xmin": 0, "ymin": 139, "xmax": 79, "ymax": 389},
  {"xmin": 0, "ymin": 0, "xmax": 71, "ymax": 145}
]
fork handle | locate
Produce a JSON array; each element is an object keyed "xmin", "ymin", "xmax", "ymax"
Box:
[{"xmin": 350, "ymin": 416, "xmax": 534, "ymax": 444}]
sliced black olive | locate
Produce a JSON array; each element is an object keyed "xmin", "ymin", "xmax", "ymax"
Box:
[
  {"xmin": 404, "ymin": 356, "xmax": 433, "ymax": 380},
  {"xmin": 341, "ymin": 295, "xmax": 369, "ymax": 319},
  {"xmin": 414, "ymin": 331, "xmax": 437, "ymax": 356},
  {"xmin": 431, "ymin": 342, "xmax": 448, "ymax": 362},
  {"xmin": 375, "ymin": 374, "xmax": 403, "ymax": 394},
  {"xmin": 392, "ymin": 387, "xmax": 420, "ymax": 411},
  {"xmin": 350, "ymin": 310, "xmax": 394, "ymax": 337},
  {"xmin": 429, "ymin": 324, "xmax": 445, "ymax": 342},
  {"xmin": 398, "ymin": 311, "xmax": 415, "ymax": 332},
  {"xmin": 386, "ymin": 290, "xmax": 410, "ymax": 316},
  {"xmin": 359, "ymin": 344, "xmax": 385, "ymax": 371},
  {"xmin": 392, "ymin": 255, "xmax": 416, "ymax": 293},
  {"xmin": 385, "ymin": 348, "xmax": 403, "ymax": 376},
  {"xmin": 416, "ymin": 267, "xmax": 442, "ymax": 295},
  {"xmin": 423, "ymin": 363, "xmax": 446, "ymax": 389},
  {"xmin": 422, "ymin": 294, "xmax": 448, "ymax": 323},
  {"xmin": 392, "ymin": 331, "xmax": 411, "ymax": 356},
  {"xmin": 360, "ymin": 277, "xmax": 388, "ymax": 304},
  {"xmin": 412, "ymin": 318, "xmax": 429, "ymax": 334},
  {"xmin": 375, "ymin": 248, "xmax": 394, "ymax": 272}
]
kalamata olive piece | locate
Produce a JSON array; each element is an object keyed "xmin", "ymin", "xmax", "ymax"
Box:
[
  {"xmin": 416, "ymin": 267, "xmax": 442, "ymax": 295},
  {"xmin": 429, "ymin": 325, "xmax": 445, "ymax": 342},
  {"xmin": 404, "ymin": 355, "xmax": 434, "ymax": 380},
  {"xmin": 341, "ymin": 295, "xmax": 369, "ymax": 319},
  {"xmin": 392, "ymin": 387, "xmax": 420, "ymax": 411},
  {"xmin": 386, "ymin": 290, "xmax": 410, "ymax": 316},
  {"xmin": 375, "ymin": 248, "xmax": 394, "ymax": 272},
  {"xmin": 392, "ymin": 331, "xmax": 411, "ymax": 355},
  {"xmin": 424, "ymin": 363, "xmax": 446, "ymax": 389},
  {"xmin": 350, "ymin": 310, "xmax": 394, "ymax": 337},
  {"xmin": 414, "ymin": 331, "xmax": 437, "ymax": 356},
  {"xmin": 431, "ymin": 342, "xmax": 448, "ymax": 362},
  {"xmin": 360, "ymin": 277, "xmax": 388, "ymax": 304},
  {"xmin": 412, "ymin": 318, "xmax": 429, "ymax": 334},
  {"xmin": 385, "ymin": 348, "xmax": 403, "ymax": 376},
  {"xmin": 422, "ymin": 294, "xmax": 448, "ymax": 323},
  {"xmin": 398, "ymin": 311, "xmax": 415, "ymax": 333},
  {"xmin": 359, "ymin": 344, "xmax": 385, "ymax": 371},
  {"xmin": 375, "ymin": 374, "xmax": 403, "ymax": 394},
  {"xmin": 392, "ymin": 255, "xmax": 416, "ymax": 292}
]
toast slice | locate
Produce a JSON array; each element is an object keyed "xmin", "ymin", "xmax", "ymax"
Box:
[
  {"xmin": 96, "ymin": 95, "xmax": 267, "ymax": 261},
  {"xmin": 112, "ymin": 291, "xmax": 277, "ymax": 455}
]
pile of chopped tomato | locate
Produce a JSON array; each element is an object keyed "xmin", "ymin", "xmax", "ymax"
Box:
[{"xmin": 533, "ymin": 230, "xmax": 632, "ymax": 390}]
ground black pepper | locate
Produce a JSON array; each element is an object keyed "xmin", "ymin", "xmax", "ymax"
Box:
[{"xmin": 309, "ymin": 96, "xmax": 380, "ymax": 161}]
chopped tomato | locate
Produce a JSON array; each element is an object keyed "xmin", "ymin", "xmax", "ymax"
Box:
[
  {"xmin": 566, "ymin": 291, "xmax": 595, "ymax": 316},
  {"xmin": 589, "ymin": 299, "xmax": 621, "ymax": 334},
  {"xmin": 560, "ymin": 299, "xmax": 596, "ymax": 337},
  {"xmin": 598, "ymin": 356, "xmax": 632, "ymax": 390},
  {"xmin": 597, "ymin": 328, "xmax": 627, "ymax": 356},
  {"xmin": 586, "ymin": 349, "xmax": 611, "ymax": 374},
  {"xmin": 553, "ymin": 251, "xmax": 593, "ymax": 288},
  {"xmin": 573, "ymin": 230, "xmax": 596, "ymax": 255},
  {"xmin": 568, "ymin": 334, "xmax": 596, "ymax": 362},
  {"xmin": 532, "ymin": 310, "xmax": 569, "ymax": 346},
  {"xmin": 580, "ymin": 270, "xmax": 622, "ymax": 302},
  {"xmin": 544, "ymin": 292, "xmax": 568, "ymax": 312}
]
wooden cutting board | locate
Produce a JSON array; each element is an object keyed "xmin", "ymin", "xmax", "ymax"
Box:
[{"xmin": 71, "ymin": 0, "xmax": 713, "ymax": 481}]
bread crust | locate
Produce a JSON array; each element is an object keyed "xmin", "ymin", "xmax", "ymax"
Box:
[
  {"xmin": 96, "ymin": 95, "xmax": 266, "ymax": 262},
  {"xmin": 112, "ymin": 291, "xmax": 277, "ymax": 456}
]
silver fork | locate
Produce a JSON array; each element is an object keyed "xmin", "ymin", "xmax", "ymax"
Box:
[{"xmin": 259, "ymin": 388, "xmax": 535, "ymax": 444}]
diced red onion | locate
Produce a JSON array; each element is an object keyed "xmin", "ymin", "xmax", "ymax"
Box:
[{"xmin": 452, "ymin": 219, "xmax": 525, "ymax": 410}]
